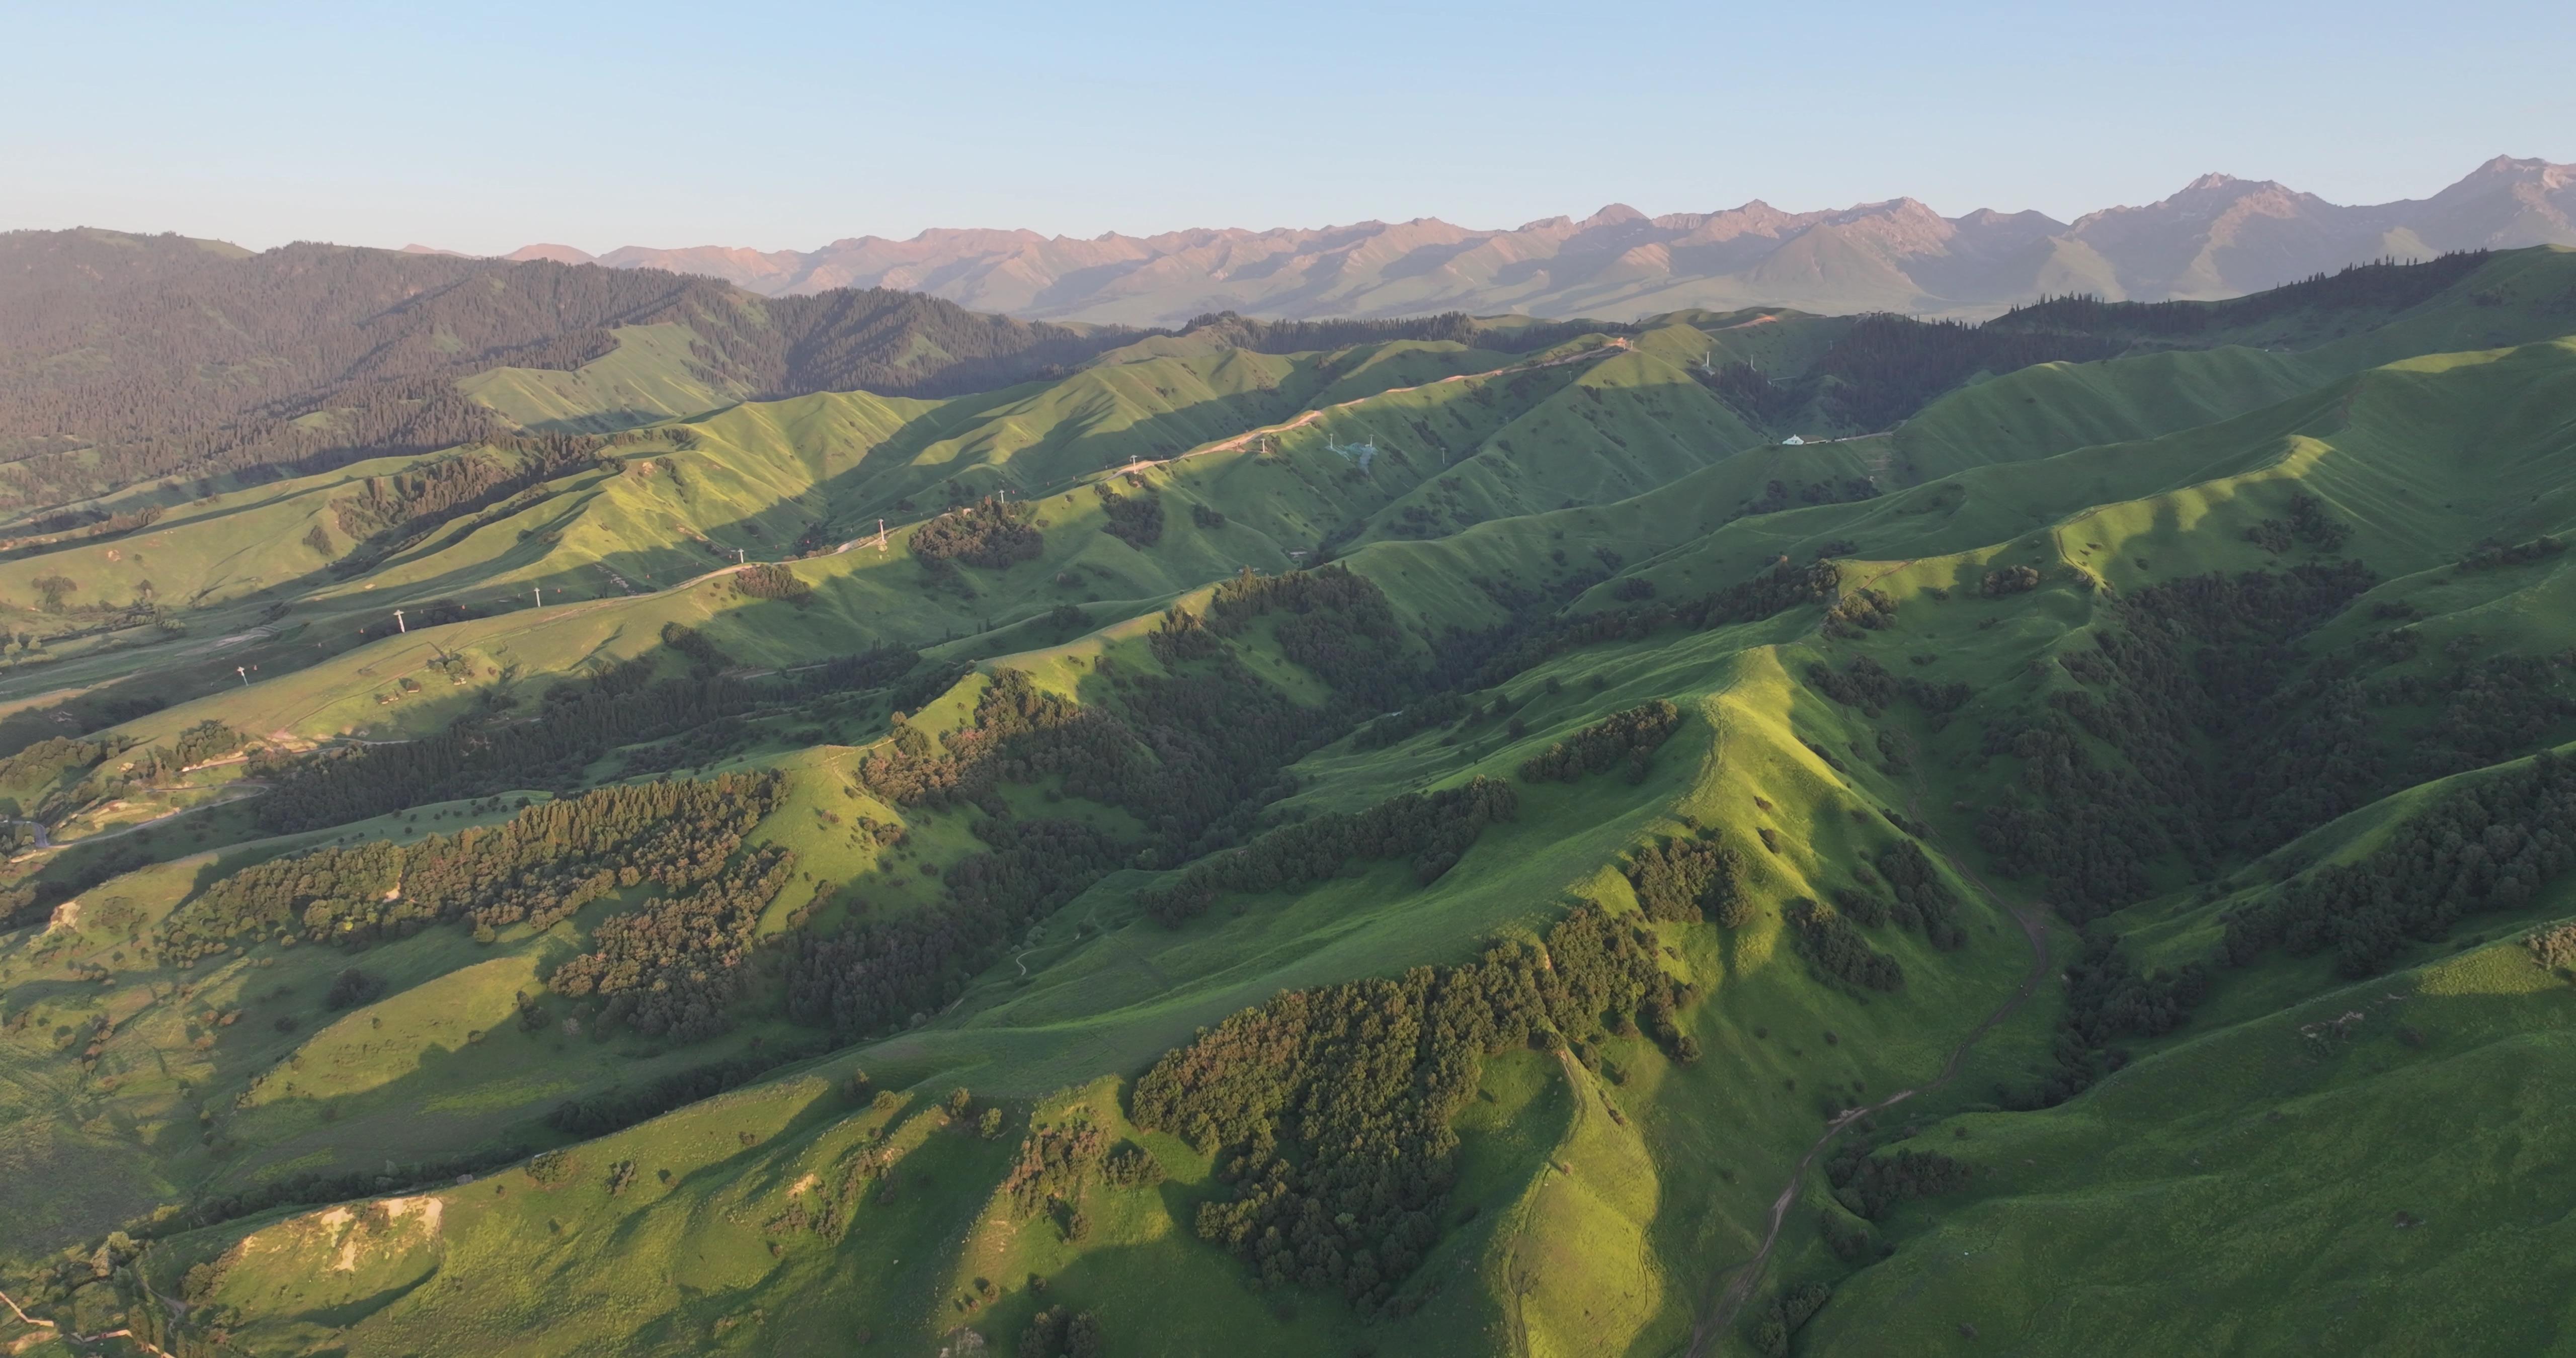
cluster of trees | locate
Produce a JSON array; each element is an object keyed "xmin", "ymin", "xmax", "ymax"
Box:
[
  {"xmin": 2244, "ymin": 492, "xmax": 2351, "ymax": 554},
  {"xmin": 2221, "ymin": 749, "xmax": 2576, "ymax": 977},
  {"xmin": 2011, "ymin": 928, "xmax": 2208, "ymax": 1107},
  {"xmin": 1697, "ymin": 303, "xmax": 2171, "ymax": 433},
  {"xmin": 1131, "ymin": 901, "xmax": 1686, "ymax": 1312},
  {"xmin": 1980, "ymin": 565, "xmax": 2041, "ymax": 596},
  {"xmin": 2526, "ymin": 922, "xmax": 2576, "ymax": 977},
  {"xmin": 159, "ymin": 773, "xmax": 786, "ymax": 961},
  {"xmin": 1738, "ymin": 477, "xmax": 1883, "ymax": 518},
  {"xmin": 1783, "ymin": 897, "xmax": 1904, "ymax": 991},
  {"xmin": 911, "ymin": 497, "xmax": 1042, "ymax": 572},
  {"xmin": 1101, "ymin": 1141, "xmax": 1165, "ymax": 1188},
  {"xmin": 1806, "ymin": 656, "xmax": 1898, "ymax": 714},
  {"xmin": 1748, "ymin": 1282, "xmax": 1833, "ymax": 1358},
  {"xmin": 784, "ymin": 817, "xmax": 1119, "ymax": 1037},
  {"xmin": 1148, "ymin": 606, "xmax": 1221, "ymax": 666},
  {"xmin": 171, "ymin": 719, "xmax": 246, "ymax": 768},
  {"xmin": 657, "ymin": 621, "xmax": 732, "ymax": 672},
  {"xmin": 799, "ymin": 640, "xmax": 1357, "ymax": 1037},
  {"xmin": 329, "ymin": 442, "xmax": 615, "ymax": 574},
  {"xmin": 1821, "ymin": 587, "xmax": 1898, "ymax": 640},
  {"xmin": 21, "ymin": 504, "xmax": 154, "ymax": 537},
  {"xmin": 1473, "ymin": 558, "xmax": 1844, "ymax": 686},
  {"xmin": 109, "ymin": 719, "xmax": 249, "ymax": 787},
  {"xmin": 1976, "ymin": 562, "xmax": 2381, "ymax": 918},
  {"xmin": 729, "ymin": 562, "xmax": 812, "ymax": 606},
  {"xmin": 1096, "ymin": 485, "xmax": 1164, "ymax": 548},
  {"xmin": 1988, "ymin": 252, "xmax": 2492, "ymax": 341},
  {"xmin": 2457, "ymin": 535, "xmax": 2566, "ymax": 572},
  {"xmin": 1138, "ymin": 776, "xmax": 1518, "ymax": 925},
  {"xmin": 857, "ymin": 669, "xmax": 1145, "ymax": 810},
  {"xmin": 1825, "ymin": 1145, "xmax": 1973, "ymax": 1219},
  {"xmin": 786, "ymin": 643, "xmax": 921, "ymax": 697},
  {"xmin": 1206, "ymin": 565, "xmax": 1417, "ymax": 708},
  {"xmin": 2387, "ymin": 651, "xmax": 2576, "ymax": 779},
  {"xmin": 1809, "ymin": 312, "xmax": 2123, "ymax": 430},
  {"xmin": 0, "ymin": 504, "xmax": 163, "ymax": 561},
  {"xmin": 0, "ymin": 733, "xmax": 117, "ymax": 799},
  {"xmin": 253, "ymin": 659, "xmax": 760, "ymax": 832},
  {"xmin": 1700, "ymin": 361, "xmax": 1799, "ymax": 423},
  {"xmin": 1804, "ymin": 655, "xmax": 1968, "ymax": 722},
  {"xmin": 1870, "ymin": 841, "xmax": 1966, "ymax": 949},
  {"xmin": 547, "ymin": 845, "xmax": 793, "ymax": 1040},
  {"xmin": 1517, "ymin": 700, "xmax": 1682, "ymax": 783},
  {"xmin": 1017, "ymin": 1306, "xmax": 1106, "ymax": 1358},
  {"xmin": 1625, "ymin": 831, "xmax": 1749, "ymax": 925},
  {"xmin": 1001, "ymin": 1116, "xmax": 1110, "ymax": 1219},
  {"xmin": 741, "ymin": 286, "xmax": 1142, "ymax": 399}
]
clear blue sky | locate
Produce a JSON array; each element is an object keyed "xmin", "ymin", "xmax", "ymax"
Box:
[{"xmin": 7, "ymin": 0, "xmax": 2568, "ymax": 254}]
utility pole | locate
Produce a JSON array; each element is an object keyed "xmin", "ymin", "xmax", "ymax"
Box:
[{"xmin": 393, "ymin": 609, "xmax": 406, "ymax": 634}]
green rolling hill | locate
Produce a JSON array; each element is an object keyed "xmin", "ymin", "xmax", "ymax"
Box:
[{"xmin": 2, "ymin": 244, "xmax": 2575, "ymax": 1357}]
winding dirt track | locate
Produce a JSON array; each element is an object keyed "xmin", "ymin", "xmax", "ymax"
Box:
[{"xmin": 1682, "ymin": 733, "xmax": 2052, "ymax": 1355}]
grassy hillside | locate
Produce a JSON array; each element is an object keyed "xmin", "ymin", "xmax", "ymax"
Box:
[{"xmin": 4, "ymin": 248, "xmax": 2576, "ymax": 1357}]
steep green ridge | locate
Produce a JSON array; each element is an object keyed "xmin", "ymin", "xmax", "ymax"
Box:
[{"xmin": 3, "ymin": 249, "xmax": 2575, "ymax": 1357}]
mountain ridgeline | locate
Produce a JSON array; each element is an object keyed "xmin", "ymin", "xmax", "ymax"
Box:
[{"xmin": 499, "ymin": 156, "xmax": 2576, "ymax": 324}]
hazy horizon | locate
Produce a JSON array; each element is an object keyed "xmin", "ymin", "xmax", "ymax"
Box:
[
  {"xmin": 11, "ymin": 0, "xmax": 2571, "ymax": 257},
  {"xmin": 298, "ymin": 155, "xmax": 2576, "ymax": 261}
]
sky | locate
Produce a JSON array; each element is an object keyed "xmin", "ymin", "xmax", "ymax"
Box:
[{"xmin": 7, "ymin": 0, "xmax": 2570, "ymax": 256}]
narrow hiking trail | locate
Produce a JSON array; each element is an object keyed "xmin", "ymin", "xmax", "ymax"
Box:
[
  {"xmin": 1503, "ymin": 1047, "xmax": 1601, "ymax": 1357},
  {"xmin": 1682, "ymin": 733, "xmax": 2053, "ymax": 1355}
]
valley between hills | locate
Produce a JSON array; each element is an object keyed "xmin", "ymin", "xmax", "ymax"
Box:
[{"xmin": 2, "ymin": 226, "xmax": 2574, "ymax": 1356}]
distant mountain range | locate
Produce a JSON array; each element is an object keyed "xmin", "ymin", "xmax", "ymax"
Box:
[{"xmin": 450, "ymin": 156, "xmax": 2576, "ymax": 325}]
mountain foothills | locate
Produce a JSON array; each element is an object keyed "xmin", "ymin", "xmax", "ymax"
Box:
[
  {"xmin": 492, "ymin": 156, "xmax": 2576, "ymax": 325},
  {"xmin": 0, "ymin": 228, "xmax": 2573, "ymax": 1358}
]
